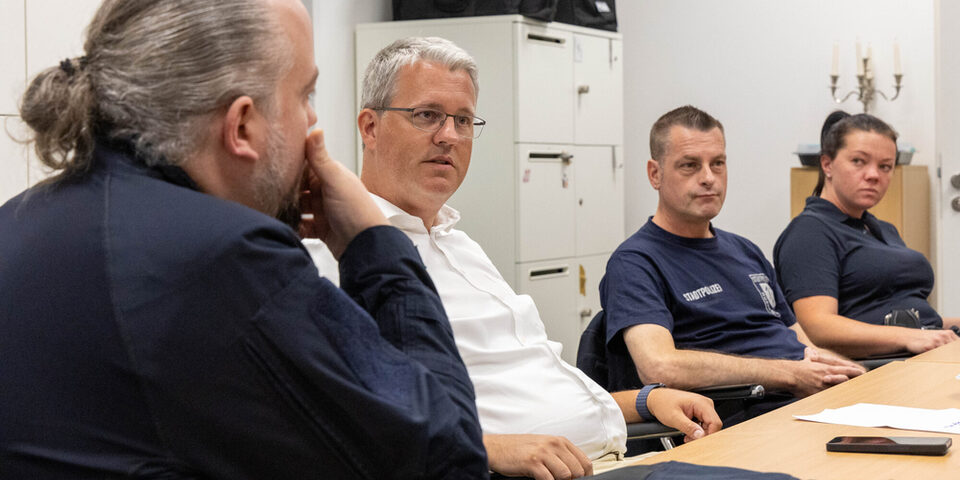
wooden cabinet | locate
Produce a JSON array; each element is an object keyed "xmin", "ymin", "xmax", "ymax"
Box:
[
  {"xmin": 789, "ymin": 165, "xmax": 931, "ymax": 260},
  {"xmin": 356, "ymin": 16, "xmax": 624, "ymax": 363}
]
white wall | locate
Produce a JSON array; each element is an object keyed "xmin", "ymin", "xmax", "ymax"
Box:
[
  {"xmin": 618, "ymin": 0, "xmax": 936, "ymax": 259},
  {"xmin": 935, "ymin": 0, "xmax": 960, "ymax": 317},
  {"xmin": 0, "ymin": 0, "xmax": 101, "ymax": 204},
  {"xmin": 310, "ymin": 0, "xmax": 391, "ymax": 172}
]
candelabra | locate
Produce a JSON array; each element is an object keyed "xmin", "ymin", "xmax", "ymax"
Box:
[{"xmin": 829, "ymin": 42, "xmax": 903, "ymax": 114}]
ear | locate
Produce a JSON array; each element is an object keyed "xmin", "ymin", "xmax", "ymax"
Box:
[
  {"xmin": 647, "ymin": 159, "xmax": 662, "ymax": 190},
  {"xmin": 357, "ymin": 108, "xmax": 380, "ymax": 150},
  {"xmin": 221, "ymin": 95, "xmax": 263, "ymax": 162},
  {"xmin": 820, "ymin": 153, "xmax": 833, "ymax": 178}
]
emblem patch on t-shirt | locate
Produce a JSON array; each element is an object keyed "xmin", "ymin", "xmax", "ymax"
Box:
[{"xmin": 749, "ymin": 273, "xmax": 780, "ymax": 318}]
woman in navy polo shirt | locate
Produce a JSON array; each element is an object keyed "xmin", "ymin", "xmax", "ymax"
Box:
[{"xmin": 774, "ymin": 111, "xmax": 959, "ymax": 358}]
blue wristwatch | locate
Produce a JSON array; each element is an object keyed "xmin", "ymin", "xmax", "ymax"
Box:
[{"xmin": 635, "ymin": 383, "xmax": 666, "ymax": 421}]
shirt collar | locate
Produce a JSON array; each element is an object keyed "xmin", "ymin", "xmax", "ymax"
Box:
[
  {"xmin": 95, "ymin": 136, "xmax": 201, "ymax": 191},
  {"xmin": 803, "ymin": 196, "xmax": 885, "ymax": 241},
  {"xmin": 369, "ymin": 193, "xmax": 461, "ymax": 235},
  {"xmin": 643, "ymin": 216, "xmax": 719, "ymax": 249}
]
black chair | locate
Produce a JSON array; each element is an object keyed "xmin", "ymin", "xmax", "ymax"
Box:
[
  {"xmin": 857, "ymin": 351, "xmax": 912, "ymax": 370},
  {"xmin": 577, "ymin": 310, "xmax": 765, "ymax": 450}
]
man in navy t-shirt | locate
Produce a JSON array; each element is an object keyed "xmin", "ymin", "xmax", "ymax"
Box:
[{"xmin": 600, "ymin": 106, "xmax": 864, "ymax": 417}]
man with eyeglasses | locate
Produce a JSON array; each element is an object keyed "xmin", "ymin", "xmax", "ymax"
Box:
[{"xmin": 310, "ymin": 37, "xmax": 721, "ymax": 480}]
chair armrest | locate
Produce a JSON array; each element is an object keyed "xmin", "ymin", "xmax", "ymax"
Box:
[
  {"xmin": 859, "ymin": 356, "xmax": 910, "ymax": 370},
  {"xmin": 625, "ymin": 421, "xmax": 681, "ymax": 440},
  {"xmin": 691, "ymin": 384, "xmax": 765, "ymax": 402},
  {"xmin": 856, "ymin": 350, "xmax": 912, "ymax": 371}
]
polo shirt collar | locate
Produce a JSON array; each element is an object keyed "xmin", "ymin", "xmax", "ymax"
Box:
[{"xmin": 804, "ymin": 196, "xmax": 886, "ymax": 242}]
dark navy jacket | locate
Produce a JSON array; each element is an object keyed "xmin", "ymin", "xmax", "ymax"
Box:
[{"xmin": 0, "ymin": 140, "xmax": 487, "ymax": 479}]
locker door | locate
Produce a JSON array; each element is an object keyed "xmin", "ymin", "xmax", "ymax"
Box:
[
  {"xmin": 517, "ymin": 144, "xmax": 576, "ymax": 262},
  {"xmin": 518, "ymin": 258, "xmax": 579, "ymax": 364},
  {"xmin": 573, "ymin": 34, "xmax": 622, "ymax": 145},
  {"xmin": 25, "ymin": 0, "xmax": 101, "ymax": 186},
  {"xmin": 0, "ymin": 0, "xmax": 25, "ymax": 115},
  {"xmin": 574, "ymin": 146, "xmax": 625, "ymax": 256},
  {"xmin": 576, "ymin": 253, "xmax": 609, "ymax": 334},
  {"xmin": 516, "ymin": 23, "xmax": 573, "ymax": 144}
]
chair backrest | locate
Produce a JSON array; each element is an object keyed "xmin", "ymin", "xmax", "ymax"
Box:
[
  {"xmin": 576, "ymin": 310, "xmax": 609, "ymax": 387},
  {"xmin": 576, "ymin": 310, "xmax": 648, "ymax": 391}
]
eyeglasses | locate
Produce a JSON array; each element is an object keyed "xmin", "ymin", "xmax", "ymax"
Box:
[{"xmin": 375, "ymin": 107, "xmax": 486, "ymax": 139}]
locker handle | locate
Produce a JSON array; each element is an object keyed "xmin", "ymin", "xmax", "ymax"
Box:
[
  {"xmin": 528, "ymin": 265, "xmax": 569, "ymax": 280},
  {"xmin": 527, "ymin": 33, "xmax": 566, "ymax": 45},
  {"xmin": 529, "ymin": 151, "xmax": 573, "ymax": 163}
]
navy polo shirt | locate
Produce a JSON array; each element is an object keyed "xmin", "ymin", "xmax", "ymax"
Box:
[
  {"xmin": 600, "ymin": 220, "xmax": 806, "ymax": 361},
  {"xmin": 774, "ymin": 196, "xmax": 940, "ymax": 328}
]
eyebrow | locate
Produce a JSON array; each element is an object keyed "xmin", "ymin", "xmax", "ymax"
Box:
[
  {"xmin": 418, "ymin": 102, "xmax": 475, "ymax": 116},
  {"xmin": 679, "ymin": 154, "xmax": 725, "ymax": 161},
  {"xmin": 304, "ymin": 67, "xmax": 319, "ymax": 93},
  {"xmin": 851, "ymin": 150, "xmax": 894, "ymax": 161}
]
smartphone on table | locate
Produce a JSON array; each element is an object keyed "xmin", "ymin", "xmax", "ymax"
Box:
[{"xmin": 826, "ymin": 436, "xmax": 952, "ymax": 456}]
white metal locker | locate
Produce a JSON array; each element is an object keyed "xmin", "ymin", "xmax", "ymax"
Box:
[
  {"xmin": 515, "ymin": 23, "xmax": 573, "ymax": 144},
  {"xmin": 574, "ymin": 145, "xmax": 625, "ymax": 256},
  {"xmin": 517, "ymin": 258, "xmax": 579, "ymax": 364},
  {"xmin": 573, "ymin": 34, "xmax": 623, "ymax": 145}
]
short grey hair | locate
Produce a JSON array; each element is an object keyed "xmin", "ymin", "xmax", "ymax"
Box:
[
  {"xmin": 649, "ymin": 105, "xmax": 724, "ymax": 162},
  {"xmin": 360, "ymin": 37, "xmax": 479, "ymax": 110},
  {"xmin": 19, "ymin": 0, "xmax": 292, "ymax": 178}
]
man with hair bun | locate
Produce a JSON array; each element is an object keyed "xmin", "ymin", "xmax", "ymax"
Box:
[{"xmin": 0, "ymin": 1, "xmax": 486, "ymax": 478}]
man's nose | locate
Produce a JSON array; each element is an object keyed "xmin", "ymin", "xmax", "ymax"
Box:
[
  {"xmin": 434, "ymin": 115, "xmax": 460, "ymax": 144},
  {"xmin": 699, "ymin": 166, "xmax": 716, "ymax": 185}
]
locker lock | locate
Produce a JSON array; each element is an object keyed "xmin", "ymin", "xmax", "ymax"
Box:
[
  {"xmin": 577, "ymin": 85, "xmax": 590, "ymax": 95},
  {"xmin": 560, "ymin": 151, "xmax": 573, "ymax": 164}
]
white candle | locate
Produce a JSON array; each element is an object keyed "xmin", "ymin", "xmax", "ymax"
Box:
[
  {"xmin": 894, "ymin": 40, "xmax": 902, "ymax": 75},
  {"xmin": 856, "ymin": 40, "xmax": 864, "ymax": 76},
  {"xmin": 831, "ymin": 42, "xmax": 839, "ymax": 76},
  {"xmin": 865, "ymin": 44, "xmax": 873, "ymax": 79}
]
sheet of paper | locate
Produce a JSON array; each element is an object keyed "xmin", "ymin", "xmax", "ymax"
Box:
[{"xmin": 794, "ymin": 403, "xmax": 960, "ymax": 434}]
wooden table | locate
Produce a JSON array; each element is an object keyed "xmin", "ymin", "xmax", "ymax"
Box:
[
  {"xmin": 907, "ymin": 340, "xmax": 960, "ymax": 364},
  {"xmin": 633, "ymin": 361, "xmax": 960, "ymax": 479}
]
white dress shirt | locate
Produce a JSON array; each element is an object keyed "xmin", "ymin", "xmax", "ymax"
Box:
[{"xmin": 307, "ymin": 195, "xmax": 627, "ymax": 460}]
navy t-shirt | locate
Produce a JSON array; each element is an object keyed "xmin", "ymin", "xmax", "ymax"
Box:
[
  {"xmin": 773, "ymin": 196, "xmax": 940, "ymax": 328},
  {"xmin": 600, "ymin": 219, "xmax": 806, "ymax": 361}
]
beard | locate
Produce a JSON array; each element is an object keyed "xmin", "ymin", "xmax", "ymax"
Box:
[{"xmin": 252, "ymin": 124, "xmax": 302, "ymax": 230}]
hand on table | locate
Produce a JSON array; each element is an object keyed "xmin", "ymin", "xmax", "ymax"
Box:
[
  {"xmin": 903, "ymin": 328, "xmax": 959, "ymax": 354},
  {"xmin": 787, "ymin": 347, "xmax": 866, "ymax": 397},
  {"xmin": 646, "ymin": 388, "xmax": 722, "ymax": 443}
]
